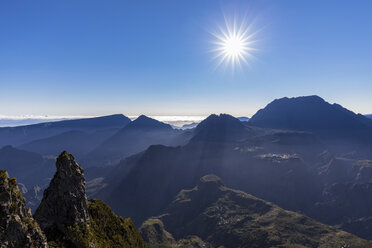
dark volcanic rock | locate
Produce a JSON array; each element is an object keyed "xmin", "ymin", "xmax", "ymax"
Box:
[
  {"xmin": 34, "ymin": 151, "xmax": 90, "ymax": 231},
  {"xmin": 0, "ymin": 170, "xmax": 48, "ymax": 248}
]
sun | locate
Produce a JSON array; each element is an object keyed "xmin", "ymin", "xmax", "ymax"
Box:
[
  {"xmin": 211, "ymin": 17, "xmax": 258, "ymax": 70},
  {"xmin": 223, "ymin": 36, "xmax": 244, "ymax": 57}
]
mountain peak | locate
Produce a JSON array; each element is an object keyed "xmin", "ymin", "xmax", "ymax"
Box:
[
  {"xmin": 127, "ymin": 115, "xmax": 172, "ymax": 130},
  {"xmin": 192, "ymin": 114, "xmax": 247, "ymax": 142},
  {"xmin": 197, "ymin": 114, "xmax": 244, "ymax": 129},
  {"xmin": 274, "ymin": 95, "xmax": 325, "ymax": 103},
  {"xmin": 249, "ymin": 95, "xmax": 372, "ymax": 132},
  {"xmin": 56, "ymin": 150, "xmax": 76, "ymax": 168}
]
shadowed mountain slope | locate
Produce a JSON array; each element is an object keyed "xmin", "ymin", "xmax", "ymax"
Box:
[
  {"xmin": 105, "ymin": 114, "xmax": 324, "ymax": 225},
  {"xmin": 141, "ymin": 175, "xmax": 371, "ymax": 248},
  {"xmin": 19, "ymin": 128, "xmax": 119, "ymax": 160},
  {"xmin": 0, "ymin": 145, "xmax": 54, "ymax": 189},
  {"xmin": 84, "ymin": 115, "xmax": 191, "ymax": 167}
]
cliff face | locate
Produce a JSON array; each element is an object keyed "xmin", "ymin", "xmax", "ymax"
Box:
[
  {"xmin": 34, "ymin": 151, "xmax": 145, "ymax": 248},
  {"xmin": 0, "ymin": 169, "xmax": 48, "ymax": 248}
]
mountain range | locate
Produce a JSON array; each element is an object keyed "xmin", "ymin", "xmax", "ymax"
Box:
[
  {"xmin": 1, "ymin": 95, "xmax": 372, "ymax": 246},
  {"xmin": 96, "ymin": 96, "xmax": 372, "ymax": 240}
]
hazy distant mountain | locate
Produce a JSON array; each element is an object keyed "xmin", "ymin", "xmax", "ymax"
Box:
[
  {"xmin": 0, "ymin": 114, "xmax": 130, "ymax": 147},
  {"xmin": 83, "ymin": 115, "xmax": 192, "ymax": 167},
  {"xmin": 141, "ymin": 175, "xmax": 371, "ymax": 248},
  {"xmin": 366, "ymin": 114, "xmax": 372, "ymax": 120},
  {"xmin": 180, "ymin": 122, "xmax": 199, "ymax": 129},
  {"xmin": 19, "ymin": 128, "xmax": 119, "ymax": 159},
  {"xmin": 237, "ymin": 116, "xmax": 250, "ymax": 122},
  {"xmin": 249, "ymin": 96, "xmax": 372, "ymax": 133}
]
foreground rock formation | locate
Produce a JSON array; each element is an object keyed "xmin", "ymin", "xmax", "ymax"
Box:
[
  {"xmin": 34, "ymin": 151, "xmax": 146, "ymax": 248},
  {"xmin": 0, "ymin": 169, "xmax": 48, "ymax": 248},
  {"xmin": 34, "ymin": 151, "xmax": 90, "ymax": 231},
  {"xmin": 141, "ymin": 174, "xmax": 372, "ymax": 248}
]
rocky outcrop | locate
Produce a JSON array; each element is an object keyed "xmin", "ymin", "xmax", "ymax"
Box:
[
  {"xmin": 34, "ymin": 151, "xmax": 146, "ymax": 248},
  {"xmin": 34, "ymin": 151, "xmax": 90, "ymax": 231},
  {"xmin": 0, "ymin": 169, "xmax": 48, "ymax": 248}
]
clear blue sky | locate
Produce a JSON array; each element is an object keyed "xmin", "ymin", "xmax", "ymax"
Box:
[{"xmin": 1, "ymin": 0, "xmax": 371, "ymax": 117}]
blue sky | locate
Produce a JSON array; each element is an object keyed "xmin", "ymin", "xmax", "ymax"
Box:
[{"xmin": 1, "ymin": 0, "xmax": 371, "ymax": 117}]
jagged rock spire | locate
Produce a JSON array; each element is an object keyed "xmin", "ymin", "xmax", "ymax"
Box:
[{"xmin": 34, "ymin": 151, "xmax": 90, "ymax": 232}]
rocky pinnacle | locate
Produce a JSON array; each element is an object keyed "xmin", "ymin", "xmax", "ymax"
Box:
[{"xmin": 34, "ymin": 151, "xmax": 90, "ymax": 232}]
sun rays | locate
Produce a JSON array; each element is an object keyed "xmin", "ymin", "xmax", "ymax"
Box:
[{"xmin": 211, "ymin": 16, "xmax": 259, "ymax": 71}]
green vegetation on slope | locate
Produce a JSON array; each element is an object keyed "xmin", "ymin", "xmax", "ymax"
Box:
[
  {"xmin": 87, "ymin": 199, "xmax": 146, "ymax": 248},
  {"xmin": 46, "ymin": 199, "xmax": 146, "ymax": 248}
]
